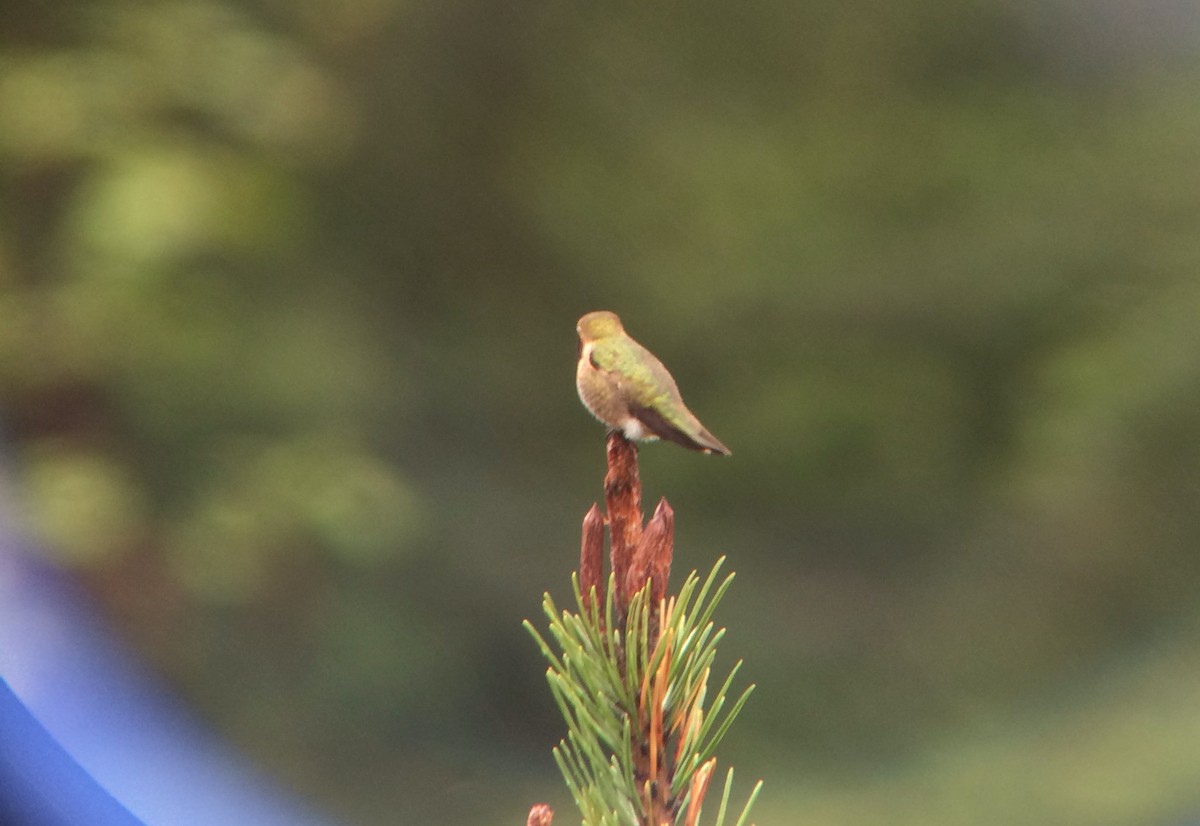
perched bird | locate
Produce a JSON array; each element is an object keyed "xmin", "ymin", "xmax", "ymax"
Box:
[{"xmin": 575, "ymin": 311, "xmax": 731, "ymax": 455}]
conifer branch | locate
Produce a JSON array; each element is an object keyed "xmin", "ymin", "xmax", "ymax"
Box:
[{"xmin": 525, "ymin": 433, "xmax": 760, "ymax": 825}]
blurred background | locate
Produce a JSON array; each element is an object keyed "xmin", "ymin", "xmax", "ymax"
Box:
[{"xmin": 2, "ymin": 1, "xmax": 1200, "ymax": 824}]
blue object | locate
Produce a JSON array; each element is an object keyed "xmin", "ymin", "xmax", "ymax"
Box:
[
  {"xmin": 0, "ymin": 533, "xmax": 336, "ymax": 826},
  {"xmin": 0, "ymin": 676, "xmax": 146, "ymax": 826}
]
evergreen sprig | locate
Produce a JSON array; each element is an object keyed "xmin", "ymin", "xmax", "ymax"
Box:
[{"xmin": 525, "ymin": 557, "xmax": 761, "ymax": 826}]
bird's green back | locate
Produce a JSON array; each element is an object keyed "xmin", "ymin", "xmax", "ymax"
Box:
[{"xmin": 590, "ymin": 336, "xmax": 684, "ymax": 422}]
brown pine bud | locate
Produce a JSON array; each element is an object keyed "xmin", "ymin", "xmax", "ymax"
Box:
[
  {"xmin": 579, "ymin": 503, "xmax": 605, "ymax": 615},
  {"xmin": 526, "ymin": 803, "xmax": 554, "ymax": 826}
]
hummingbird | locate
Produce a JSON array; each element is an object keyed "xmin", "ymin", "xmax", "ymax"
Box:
[{"xmin": 575, "ymin": 311, "xmax": 731, "ymax": 455}]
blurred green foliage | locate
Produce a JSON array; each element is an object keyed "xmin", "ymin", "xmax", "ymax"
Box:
[{"xmin": 3, "ymin": 1, "xmax": 1200, "ymax": 824}]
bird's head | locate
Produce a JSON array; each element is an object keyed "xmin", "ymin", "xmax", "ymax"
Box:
[{"xmin": 577, "ymin": 310, "xmax": 625, "ymax": 343}]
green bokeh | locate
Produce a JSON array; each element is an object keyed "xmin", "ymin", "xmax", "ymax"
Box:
[{"xmin": 3, "ymin": 1, "xmax": 1200, "ymax": 823}]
